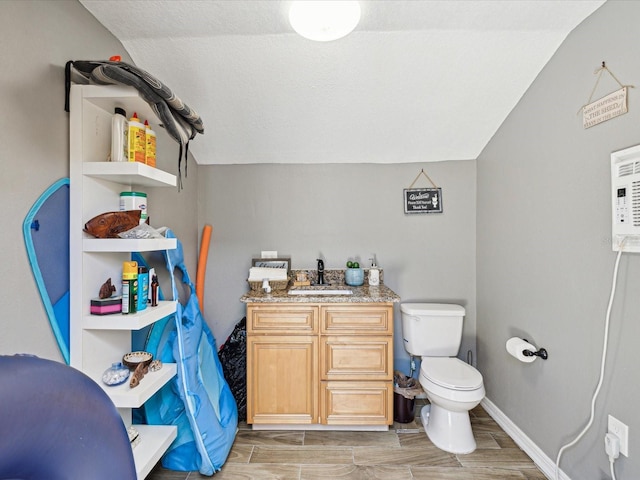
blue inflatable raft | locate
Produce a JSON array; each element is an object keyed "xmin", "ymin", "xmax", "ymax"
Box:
[{"xmin": 140, "ymin": 230, "xmax": 238, "ymax": 475}]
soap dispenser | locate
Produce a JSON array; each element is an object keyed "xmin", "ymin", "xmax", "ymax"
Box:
[{"xmin": 368, "ymin": 256, "xmax": 380, "ymax": 286}]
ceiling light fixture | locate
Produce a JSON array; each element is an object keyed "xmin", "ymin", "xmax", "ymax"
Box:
[{"xmin": 289, "ymin": 1, "xmax": 361, "ymax": 42}]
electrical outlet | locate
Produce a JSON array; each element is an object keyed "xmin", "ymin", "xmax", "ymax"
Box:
[{"xmin": 608, "ymin": 415, "xmax": 629, "ymax": 457}]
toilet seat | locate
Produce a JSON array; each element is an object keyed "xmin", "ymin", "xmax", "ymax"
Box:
[{"xmin": 420, "ymin": 357, "xmax": 483, "ymax": 390}]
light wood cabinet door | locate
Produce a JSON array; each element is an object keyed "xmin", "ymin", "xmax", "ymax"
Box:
[
  {"xmin": 321, "ymin": 381, "xmax": 393, "ymax": 425},
  {"xmin": 247, "ymin": 335, "xmax": 318, "ymax": 425}
]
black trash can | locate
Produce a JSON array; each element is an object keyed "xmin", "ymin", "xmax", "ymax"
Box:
[
  {"xmin": 394, "ymin": 392, "xmax": 415, "ymax": 423},
  {"xmin": 393, "ymin": 371, "xmax": 422, "ymax": 423}
]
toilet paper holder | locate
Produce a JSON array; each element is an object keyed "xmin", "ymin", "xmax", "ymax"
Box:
[{"xmin": 522, "ymin": 339, "xmax": 548, "ymax": 360}]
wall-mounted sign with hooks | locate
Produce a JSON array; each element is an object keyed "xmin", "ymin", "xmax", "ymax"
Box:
[
  {"xmin": 404, "ymin": 188, "xmax": 442, "ymax": 214},
  {"xmin": 583, "ymin": 87, "xmax": 627, "ymax": 129},
  {"xmin": 403, "ymin": 169, "xmax": 443, "ymax": 214},
  {"xmin": 580, "ymin": 62, "xmax": 633, "ymax": 129}
]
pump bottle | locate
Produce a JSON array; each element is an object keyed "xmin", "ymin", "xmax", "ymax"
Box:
[{"xmin": 368, "ymin": 256, "xmax": 380, "ymax": 286}]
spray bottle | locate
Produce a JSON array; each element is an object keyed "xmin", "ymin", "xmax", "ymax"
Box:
[
  {"xmin": 151, "ymin": 274, "xmax": 159, "ymax": 307},
  {"xmin": 122, "ymin": 261, "xmax": 138, "ymax": 314}
]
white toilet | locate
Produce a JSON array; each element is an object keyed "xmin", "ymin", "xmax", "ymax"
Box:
[{"xmin": 400, "ymin": 303, "xmax": 485, "ymax": 454}]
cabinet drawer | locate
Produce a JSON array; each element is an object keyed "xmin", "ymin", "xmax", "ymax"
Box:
[
  {"xmin": 320, "ymin": 335, "xmax": 393, "ymax": 381},
  {"xmin": 247, "ymin": 304, "xmax": 318, "ymax": 334},
  {"xmin": 320, "ymin": 381, "xmax": 393, "ymax": 425},
  {"xmin": 320, "ymin": 304, "xmax": 393, "ymax": 335}
]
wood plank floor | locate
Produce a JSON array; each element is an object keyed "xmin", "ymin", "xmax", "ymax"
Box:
[{"xmin": 146, "ymin": 402, "xmax": 547, "ymax": 479}]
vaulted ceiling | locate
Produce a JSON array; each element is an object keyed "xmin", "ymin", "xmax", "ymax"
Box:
[{"xmin": 80, "ymin": 0, "xmax": 605, "ymax": 165}]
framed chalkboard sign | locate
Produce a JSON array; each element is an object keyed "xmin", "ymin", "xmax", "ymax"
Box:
[
  {"xmin": 251, "ymin": 257, "xmax": 291, "ymax": 276},
  {"xmin": 404, "ymin": 188, "xmax": 443, "ymax": 214}
]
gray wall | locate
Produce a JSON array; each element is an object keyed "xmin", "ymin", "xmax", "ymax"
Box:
[
  {"xmin": 0, "ymin": 0, "xmax": 198, "ymax": 361},
  {"xmin": 198, "ymin": 162, "xmax": 477, "ymax": 370},
  {"xmin": 477, "ymin": 1, "xmax": 640, "ymax": 478},
  {"xmin": 9, "ymin": 2, "xmax": 637, "ymax": 478}
]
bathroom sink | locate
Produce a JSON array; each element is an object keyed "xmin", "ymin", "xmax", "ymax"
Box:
[{"xmin": 288, "ymin": 287, "xmax": 353, "ymax": 295}]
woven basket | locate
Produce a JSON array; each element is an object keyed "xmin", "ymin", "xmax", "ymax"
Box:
[{"xmin": 248, "ymin": 278, "xmax": 290, "ymax": 292}]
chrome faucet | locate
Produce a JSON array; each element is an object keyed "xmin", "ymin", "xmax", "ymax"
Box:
[{"xmin": 316, "ymin": 258, "xmax": 325, "ymax": 285}]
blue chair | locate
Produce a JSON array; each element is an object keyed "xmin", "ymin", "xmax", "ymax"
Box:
[{"xmin": 0, "ymin": 355, "xmax": 136, "ymax": 480}]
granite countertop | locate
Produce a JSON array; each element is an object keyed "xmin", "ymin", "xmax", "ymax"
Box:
[{"xmin": 240, "ymin": 284, "xmax": 400, "ymax": 304}]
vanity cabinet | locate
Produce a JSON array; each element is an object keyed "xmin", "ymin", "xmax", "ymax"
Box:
[
  {"xmin": 246, "ymin": 302, "xmax": 394, "ymax": 428},
  {"xmin": 69, "ymin": 84, "xmax": 177, "ymax": 478}
]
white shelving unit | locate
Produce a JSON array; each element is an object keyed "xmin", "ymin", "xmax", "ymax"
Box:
[{"xmin": 69, "ymin": 84, "xmax": 178, "ymax": 479}]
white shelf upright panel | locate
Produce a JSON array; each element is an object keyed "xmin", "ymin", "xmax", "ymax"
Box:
[{"xmin": 69, "ymin": 84, "xmax": 178, "ymax": 479}]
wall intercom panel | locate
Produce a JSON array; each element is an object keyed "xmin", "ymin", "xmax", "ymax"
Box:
[{"xmin": 611, "ymin": 144, "xmax": 640, "ymax": 252}]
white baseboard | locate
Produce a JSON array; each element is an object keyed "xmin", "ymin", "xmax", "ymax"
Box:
[{"xmin": 481, "ymin": 397, "xmax": 571, "ymax": 480}]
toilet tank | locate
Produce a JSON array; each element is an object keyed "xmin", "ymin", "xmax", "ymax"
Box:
[{"xmin": 400, "ymin": 303, "xmax": 465, "ymax": 357}]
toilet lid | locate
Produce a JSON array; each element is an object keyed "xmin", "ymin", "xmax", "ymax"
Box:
[
  {"xmin": 421, "ymin": 357, "xmax": 483, "ymax": 390},
  {"xmin": 400, "ymin": 303, "xmax": 465, "ymax": 316}
]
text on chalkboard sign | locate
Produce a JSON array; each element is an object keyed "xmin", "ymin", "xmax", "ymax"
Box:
[{"xmin": 404, "ymin": 188, "xmax": 443, "ymax": 214}]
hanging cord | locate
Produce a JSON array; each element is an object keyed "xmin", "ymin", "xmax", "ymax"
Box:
[
  {"xmin": 555, "ymin": 245, "xmax": 624, "ymax": 480},
  {"xmin": 408, "ymin": 168, "xmax": 438, "ymax": 189},
  {"xmin": 587, "ymin": 62, "xmax": 625, "ymax": 104},
  {"xmin": 578, "ymin": 61, "xmax": 634, "ymax": 115}
]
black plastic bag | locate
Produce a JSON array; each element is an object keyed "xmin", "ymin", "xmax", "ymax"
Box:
[
  {"xmin": 394, "ymin": 370, "xmax": 423, "ymax": 399},
  {"xmin": 218, "ymin": 317, "xmax": 247, "ymax": 421}
]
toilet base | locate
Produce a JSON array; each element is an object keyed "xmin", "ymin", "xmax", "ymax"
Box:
[{"xmin": 422, "ymin": 402, "xmax": 476, "ymax": 454}]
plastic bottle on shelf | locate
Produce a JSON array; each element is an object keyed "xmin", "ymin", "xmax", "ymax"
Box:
[
  {"xmin": 137, "ymin": 266, "xmax": 149, "ymax": 312},
  {"xmin": 119, "ymin": 191, "xmax": 147, "ymax": 224},
  {"xmin": 144, "ymin": 120, "xmax": 156, "ymax": 167},
  {"xmin": 110, "ymin": 107, "xmax": 127, "ymax": 162},
  {"xmin": 122, "ymin": 261, "xmax": 138, "ymax": 314},
  {"xmin": 151, "ymin": 274, "xmax": 159, "ymax": 307},
  {"xmin": 127, "ymin": 112, "xmax": 146, "ymax": 163}
]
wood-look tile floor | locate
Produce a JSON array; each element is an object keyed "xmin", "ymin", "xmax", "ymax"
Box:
[{"xmin": 146, "ymin": 402, "xmax": 547, "ymax": 479}]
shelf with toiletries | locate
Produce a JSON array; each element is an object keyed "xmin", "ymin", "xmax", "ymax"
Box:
[
  {"xmin": 69, "ymin": 84, "xmax": 177, "ymax": 479},
  {"xmin": 99, "ymin": 363, "xmax": 177, "ymax": 408},
  {"xmin": 83, "ymin": 300, "xmax": 175, "ymax": 330}
]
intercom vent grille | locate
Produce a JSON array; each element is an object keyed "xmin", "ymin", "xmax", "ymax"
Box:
[
  {"xmin": 633, "ymin": 180, "xmax": 640, "ymax": 227},
  {"xmin": 618, "ymin": 161, "xmax": 640, "ymax": 177}
]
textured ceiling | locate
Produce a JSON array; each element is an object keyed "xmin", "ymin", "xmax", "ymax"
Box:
[{"xmin": 80, "ymin": 0, "xmax": 605, "ymax": 165}]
